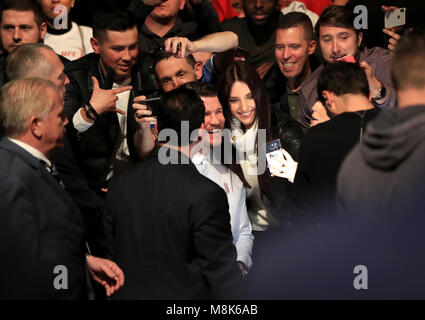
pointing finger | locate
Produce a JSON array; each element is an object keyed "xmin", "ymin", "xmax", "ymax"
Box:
[
  {"xmin": 114, "ymin": 108, "xmax": 126, "ymax": 115},
  {"xmin": 112, "ymin": 85, "xmax": 132, "ymax": 94}
]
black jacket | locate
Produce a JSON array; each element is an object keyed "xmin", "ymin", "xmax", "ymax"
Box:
[
  {"xmin": 104, "ymin": 148, "xmax": 243, "ymax": 299},
  {"xmin": 64, "ymin": 53, "xmax": 158, "ymax": 192}
]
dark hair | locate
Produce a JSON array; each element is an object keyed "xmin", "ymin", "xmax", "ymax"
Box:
[
  {"xmin": 392, "ymin": 27, "xmax": 425, "ymax": 91},
  {"xmin": 183, "ymin": 81, "xmax": 217, "ymax": 98},
  {"xmin": 315, "ymin": 5, "xmax": 362, "ymax": 41},
  {"xmin": 157, "ymin": 87, "xmax": 205, "ymax": 146},
  {"xmin": 153, "ymin": 50, "xmax": 197, "ymax": 70},
  {"xmin": 217, "ymin": 61, "xmax": 273, "ymax": 192},
  {"xmin": 317, "ymin": 62, "xmax": 370, "ymax": 115},
  {"xmin": 277, "ymin": 12, "xmax": 314, "ymax": 42},
  {"xmin": 92, "ymin": 8, "xmax": 137, "ymax": 42},
  {"xmin": 0, "ymin": 0, "xmax": 45, "ymax": 26},
  {"xmin": 218, "ymin": 61, "xmax": 272, "ymax": 141}
]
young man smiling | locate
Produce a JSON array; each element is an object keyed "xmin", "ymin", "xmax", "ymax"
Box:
[
  {"xmin": 64, "ymin": 8, "xmax": 157, "ymax": 195},
  {"xmin": 297, "ymin": 5, "xmax": 396, "ymax": 129},
  {"xmin": 263, "ymin": 12, "xmax": 319, "ymax": 120}
]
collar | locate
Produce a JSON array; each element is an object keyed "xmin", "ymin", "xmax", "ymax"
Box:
[
  {"xmin": 141, "ymin": 16, "xmax": 186, "ymax": 38},
  {"xmin": 7, "ymin": 138, "xmax": 52, "ymax": 167},
  {"xmin": 47, "ymin": 20, "xmax": 73, "ymax": 35}
]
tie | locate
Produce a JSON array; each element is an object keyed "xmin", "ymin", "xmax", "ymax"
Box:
[{"xmin": 42, "ymin": 161, "xmax": 65, "ymax": 189}]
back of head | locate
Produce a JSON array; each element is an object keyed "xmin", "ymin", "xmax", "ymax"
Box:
[
  {"xmin": 0, "ymin": 78, "xmax": 56, "ymax": 138},
  {"xmin": 315, "ymin": 5, "xmax": 360, "ymax": 39},
  {"xmin": 182, "ymin": 81, "xmax": 217, "ymax": 98},
  {"xmin": 0, "ymin": 0, "xmax": 44, "ymax": 26},
  {"xmin": 153, "ymin": 50, "xmax": 197, "ymax": 69},
  {"xmin": 391, "ymin": 27, "xmax": 425, "ymax": 91},
  {"xmin": 317, "ymin": 62, "xmax": 370, "ymax": 108},
  {"xmin": 92, "ymin": 8, "xmax": 136, "ymax": 42},
  {"xmin": 157, "ymin": 87, "xmax": 205, "ymax": 146},
  {"xmin": 6, "ymin": 43, "xmax": 53, "ymax": 80},
  {"xmin": 278, "ymin": 12, "xmax": 314, "ymax": 42}
]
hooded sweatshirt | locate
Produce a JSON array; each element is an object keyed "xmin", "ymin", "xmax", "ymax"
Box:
[{"xmin": 337, "ymin": 106, "xmax": 425, "ymax": 221}]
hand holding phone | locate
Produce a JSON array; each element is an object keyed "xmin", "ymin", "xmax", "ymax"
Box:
[
  {"xmin": 265, "ymin": 139, "xmax": 298, "ymax": 182},
  {"xmin": 384, "ymin": 7, "xmax": 406, "ymax": 29}
]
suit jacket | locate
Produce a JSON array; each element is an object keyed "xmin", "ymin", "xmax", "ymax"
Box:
[
  {"xmin": 104, "ymin": 147, "xmax": 243, "ymax": 299},
  {"xmin": 0, "ymin": 139, "xmax": 87, "ymax": 299}
]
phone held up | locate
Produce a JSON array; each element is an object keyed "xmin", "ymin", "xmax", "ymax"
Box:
[
  {"xmin": 384, "ymin": 7, "xmax": 406, "ymax": 29},
  {"xmin": 265, "ymin": 139, "xmax": 284, "ymax": 177}
]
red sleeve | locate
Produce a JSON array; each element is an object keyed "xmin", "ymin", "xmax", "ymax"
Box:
[
  {"xmin": 299, "ymin": 0, "xmax": 333, "ymax": 16},
  {"xmin": 212, "ymin": 0, "xmax": 239, "ymax": 22}
]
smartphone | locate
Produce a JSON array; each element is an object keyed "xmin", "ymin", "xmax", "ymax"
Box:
[
  {"xmin": 336, "ymin": 55, "xmax": 356, "ymax": 63},
  {"xmin": 384, "ymin": 8, "xmax": 406, "ymax": 29},
  {"xmin": 266, "ymin": 139, "xmax": 284, "ymax": 176},
  {"xmin": 144, "ymin": 96, "xmax": 161, "ymax": 117}
]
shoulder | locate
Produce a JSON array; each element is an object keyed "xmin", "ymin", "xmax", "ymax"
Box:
[
  {"xmin": 65, "ymin": 52, "xmax": 97, "ymax": 74},
  {"xmin": 361, "ymin": 46, "xmax": 392, "ymax": 63},
  {"xmin": 300, "ymin": 64, "xmax": 323, "ymax": 97},
  {"xmin": 74, "ymin": 22, "xmax": 93, "ymax": 34}
]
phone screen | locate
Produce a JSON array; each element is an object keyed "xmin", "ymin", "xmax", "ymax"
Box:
[{"xmin": 266, "ymin": 139, "xmax": 284, "ymax": 176}]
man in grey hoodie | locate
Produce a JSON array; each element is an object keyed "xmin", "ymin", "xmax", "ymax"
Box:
[{"xmin": 337, "ymin": 27, "xmax": 425, "ymax": 221}]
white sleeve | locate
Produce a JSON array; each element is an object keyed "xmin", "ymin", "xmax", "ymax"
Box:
[
  {"xmin": 72, "ymin": 108, "xmax": 94, "ymax": 133},
  {"xmin": 233, "ymin": 186, "xmax": 254, "ymax": 269}
]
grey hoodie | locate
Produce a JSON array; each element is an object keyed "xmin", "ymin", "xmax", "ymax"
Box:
[
  {"xmin": 362, "ymin": 105, "xmax": 425, "ymax": 170},
  {"xmin": 337, "ymin": 105, "xmax": 425, "ymax": 220}
]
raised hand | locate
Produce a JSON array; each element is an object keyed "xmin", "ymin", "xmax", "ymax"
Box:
[
  {"xmin": 267, "ymin": 148, "xmax": 298, "ymax": 183},
  {"xmin": 89, "ymin": 76, "xmax": 132, "ymax": 116},
  {"xmin": 164, "ymin": 37, "xmax": 196, "ymax": 58}
]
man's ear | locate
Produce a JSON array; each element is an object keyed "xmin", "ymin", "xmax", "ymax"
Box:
[
  {"xmin": 194, "ymin": 62, "xmax": 203, "ymax": 81},
  {"xmin": 308, "ymin": 39, "xmax": 316, "ymax": 55},
  {"xmin": 30, "ymin": 116, "xmax": 43, "ymax": 139},
  {"xmin": 322, "ymin": 90, "xmax": 337, "ymax": 113},
  {"xmin": 39, "ymin": 22, "xmax": 47, "ymax": 41},
  {"xmin": 179, "ymin": 0, "xmax": 185, "ymax": 11},
  {"xmin": 91, "ymin": 37, "xmax": 100, "ymax": 54}
]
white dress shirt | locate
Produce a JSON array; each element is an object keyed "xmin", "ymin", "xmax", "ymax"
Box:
[{"xmin": 192, "ymin": 151, "xmax": 254, "ymax": 268}]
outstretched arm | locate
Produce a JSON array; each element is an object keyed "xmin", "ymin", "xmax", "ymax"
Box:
[{"xmin": 164, "ymin": 31, "xmax": 238, "ymax": 58}]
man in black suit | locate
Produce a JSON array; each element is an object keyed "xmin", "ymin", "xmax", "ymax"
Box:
[
  {"xmin": 0, "ymin": 78, "xmax": 124, "ymax": 299},
  {"xmin": 6, "ymin": 43, "xmax": 105, "ymax": 258},
  {"xmin": 104, "ymin": 87, "xmax": 243, "ymax": 299}
]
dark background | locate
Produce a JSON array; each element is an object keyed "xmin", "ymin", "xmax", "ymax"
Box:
[{"xmin": 71, "ymin": 0, "xmax": 133, "ymax": 26}]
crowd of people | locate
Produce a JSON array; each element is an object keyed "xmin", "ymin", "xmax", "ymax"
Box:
[{"xmin": 0, "ymin": 0, "xmax": 424, "ymax": 300}]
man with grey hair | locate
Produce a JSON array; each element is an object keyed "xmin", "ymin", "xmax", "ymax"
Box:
[
  {"xmin": 0, "ymin": 78, "xmax": 124, "ymax": 299},
  {"xmin": 5, "ymin": 43, "xmax": 106, "ymax": 259},
  {"xmin": 3, "ymin": 44, "xmax": 125, "ymax": 299},
  {"xmin": 6, "ymin": 43, "xmax": 69, "ymax": 98}
]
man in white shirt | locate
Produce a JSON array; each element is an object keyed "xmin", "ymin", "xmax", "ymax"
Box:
[
  {"xmin": 37, "ymin": 0, "xmax": 93, "ymax": 60},
  {"xmin": 185, "ymin": 81, "xmax": 254, "ymax": 275}
]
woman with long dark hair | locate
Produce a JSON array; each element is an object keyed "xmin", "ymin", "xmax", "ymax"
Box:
[{"xmin": 218, "ymin": 60, "xmax": 303, "ymax": 235}]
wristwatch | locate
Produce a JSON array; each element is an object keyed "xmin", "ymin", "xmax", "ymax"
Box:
[{"xmin": 372, "ymin": 85, "xmax": 387, "ymax": 101}]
